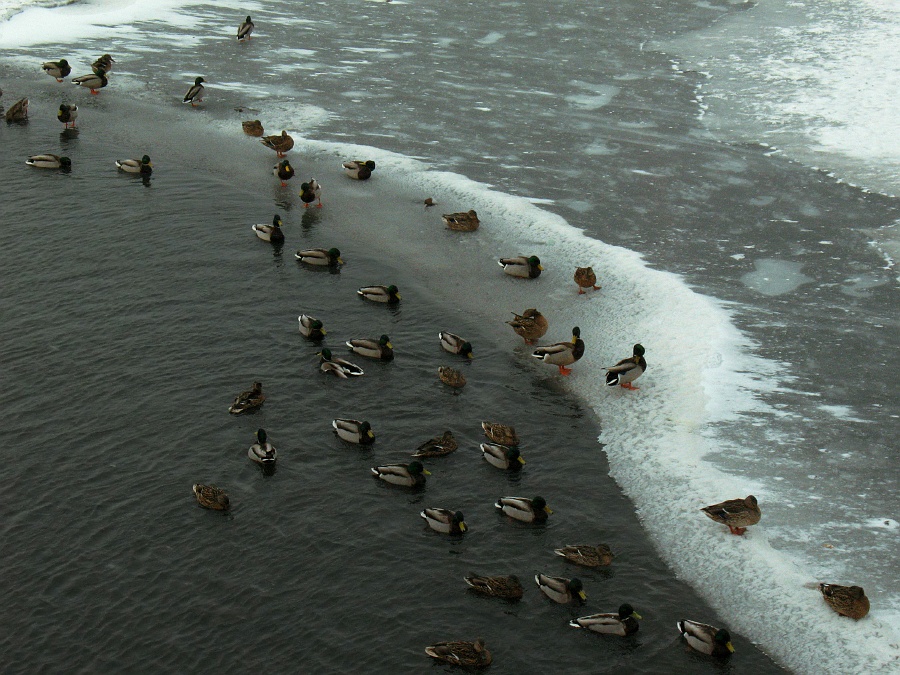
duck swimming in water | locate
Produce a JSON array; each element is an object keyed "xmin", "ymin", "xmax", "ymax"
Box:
[
  {"xmin": 252, "ymin": 215, "xmax": 285, "ymax": 243},
  {"xmin": 115, "ymin": 155, "xmax": 153, "ymax": 175}
]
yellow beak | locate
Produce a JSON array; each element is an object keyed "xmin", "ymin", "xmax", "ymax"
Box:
[
  {"xmin": 632, "ymin": 612, "xmax": 642, "ymax": 619},
  {"xmin": 459, "ymin": 522, "xmax": 467, "ymax": 532},
  {"xmin": 517, "ymin": 456, "xmax": 526, "ymax": 464},
  {"xmin": 386, "ymin": 342, "xmax": 393, "ymax": 349},
  {"xmin": 577, "ymin": 591, "xmax": 586, "ymax": 600},
  {"xmin": 423, "ymin": 469, "xmax": 432, "ymax": 475},
  {"xmin": 538, "ymin": 264, "xmax": 544, "ymax": 270},
  {"xmin": 726, "ymin": 642, "xmax": 735, "ymax": 653},
  {"xmin": 544, "ymin": 506, "xmax": 553, "ymax": 514}
]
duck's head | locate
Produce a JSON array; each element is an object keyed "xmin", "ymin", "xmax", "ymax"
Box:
[
  {"xmin": 571, "ymin": 327, "xmax": 581, "ymax": 342},
  {"xmin": 59, "ymin": 103, "xmax": 69, "ymax": 112},
  {"xmin": 633, "ymin": 343, "xmax": 645, "ymax": 357},
  {"xmin": 528, "ymin": 255, "xmax": 543, "ymax": 270},
  {"xmin": 453, "ymin": 511, "xmax": 467, "ymax": 531},
  {"xmin": 59, "ymin": 59, "xmax": 69, "ymax": 67},
  {"xmin": 195, "ymin": 76, "xmax": 205, "ymax": 85},
  {"xmin": 744, "ymin": 495, "xmax": 758, "ymax": 507},
  {"xmin": 506, "ymin": 446, "xmax": 525, "ymax": 464},
  {"xmin": 256, "ymin": 428, "xmax": 267, "ymax": 445},
  {"xmin": 468, "ymin": 209, "xmax": 478, "ymax": 218},
  {"xmin": 408, "ymin": 460, "xmax": 430, "ymax": 475},
  {"xmin": 379, "ymin": 334, "xmax": 392, "ymax": 347},
  {"xmin": 59, "ymin": 157, "xmax": 72, "ymax": 168},
  {"xmin": 309, "ymin": 318, "xmax": 324, "ymax": 331},
  {"xmin": 387, "ymin": 285, "xmax": 400, "ymax": 299},
  {"xmin": 327, "ymin": 247, "xmax": 342, "ymax": 263},
  {"xmin": 141, "ymin": 155, "xmax": 152, "ymax": 166},
  {"xmin": 272, "ymin": 214, "xmax": 283, "ymax": 228},
  {"xmin": 568, "ymin": 577, "xmax": 586, "ymax": 600},
  {"xmin": 532, "ymin": 495, "xmax": 551, "ymax": 513},
  {"xmin": 618, "ymin": 603, "xmax": 641, "ymax": 620},
  {"xmin": 358, "ymin": 421, "xmax": 373, "ymax": 437},
  {"xmin": 252, "ymin": 381, "xmax": 263, "ymax": 392},
  {"xmin": 714, "ymin": 628, "xmax": 735, "ymax": 653},
  {"xmin": 245, "ymin": 15, "xmax": 252, "ymax": 22},
  {"xmin": 364, "ymin": 160, "xmax": 376, "ymax": 169},
  {"xmin": 318, "ymin": 348, "xmax": 333, "ymax": 360},
  {"xmin": 461, "ymin": 341, "xmax": 474, "ymax": 359}
]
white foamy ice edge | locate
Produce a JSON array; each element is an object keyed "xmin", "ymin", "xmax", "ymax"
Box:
[
  {"xmin": 291, "ymin": 136, "xmax": 898, "ymax": 674},
  {"xmin": 0, "ymin": 0, "xmax": 260, "ymax": 46}
]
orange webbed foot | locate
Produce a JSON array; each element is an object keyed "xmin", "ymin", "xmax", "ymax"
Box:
[{"xmin": 558, "ymin": 365, "xmax": 573, "ymax": 376}]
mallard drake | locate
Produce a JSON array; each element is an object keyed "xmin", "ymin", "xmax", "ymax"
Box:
[
  {"xmin": 252, "ymin": 214, "xmax": 285, "ymax": 243},
  {"xmin": 73, "ymin": 70, "xmax": 108, "ymax": 94},
  {"xmin": 481, "ymin": 443, "xmax": 525, "ymax": 470},
  {"xmin": 535, "ymin": 573, "xmax": 586, "ymax": 604},
  {"xmin": 193, "ymin": 484, "xmax": 230, "ymax": 511},
  {"xmin": 237, "ymin": 15, "xmax": 254, "ymax": 40},
  {"xmin": 299, "ymin": 179, "xmax": 322, "ymax": 208},
  {"xmin": 533, "ymin": 327, "xmax": 584, "ymax": 376},
  {"xmin": 357, "ymin": 285, "xmax": 400, "ymax": 303},
  {"xmin": 495, "ymin": 495, "xmax": 551, "ymax": 523},
  {"xmin": 295, "ymin": 247, "xmax": 341, "ymax": 266},
  {"xmin": 424, "ymin": 638, "xmax": 491, "ymax": 668},
  {"xmin": 463, "ymin": 573, "xmax": 523, "ymax": 599},
  {"xmin": 346, "ymin": 334, "xmax": 393, "ymax": 360},
  {"xmin": 481, "ymin": 421, "xmax": 518, "ymax": 446},
  {"xmin": 574, "ymin": 266, "xmax": 601, "ymax": 294},
  {"xmin": 442, "ymin": 210, "xmax": 479, "ymax": 232},
  {"xmin": 332, "ymin": 418, "xmax": 375, "ymax": 444},
  {"xmin": 261, "ymin": 130, "xmax": 294, "ymax": 157},
  {"xmin": 298, "ymin": 314, "xmax": 326, "ymax": 340},
  {"xmin": 342, "ymin": 159, "xmax": 375, "ymax": 180},
  {"xmin": 371, "ymin": 460, "xmax": 430, "ymax": 487},
  {"xmin": 228, "ymin": 381, "xmax": 265, "ymax": 414},
  {"xmin": 91, "ymin": 54, "xmax": 115, "ymax": 75},
  {"xmin": 412, "ymin": 430, "xmax": 457, "ymax": 458},
  {"xmin": 499, "ymin": 255, "xmax": 542, "ymax": 279},
  {"xmin": 554, "ymin": 544, "xmax": 614, "ymax": 567},
  {"xmin": 25, "ymin": 154, "xmax": 71, "ymax": 170},
  {"xmin": 817, "ymin": 583, "xmax": 870, "ymax": 620},
  {"xmin": 439, "ymin": 331, "xmax": 473, "ymax": 358},
  {"xmin": 115, "ymin": 155, "xmax": 152, "ymax": 175},
  {"xmin": 5, "ymin": 98, "xmax": 28, "ymax": 123},
  {"xmin": 273, "ymin": 160, "xmax": 295, "ymax": 186},
  {"xmin": 570, "ymin": 604, "xmax": 641, "ymax": 636},
  {"xmin": 701, "ymin": 495, "xmax": 761, "ymax": 535},
  {"xmin": 318, "ymin": 348, "xmax": 364, "ymax": 376},
  {"xmin": 438, "ymin": 365, "xmax": 466, "ymax": 388},
  {"xmin": 605, "ymin": 343, "xmax": 646, "ymax": 389},
  {"xmin": 42, "ymin": 59, "xmax": 71, "ymax": 81},
  {"xmin": 248, "ymin": 428, "xmax": 277, "ymax": 465},
  {"xmin": 242, "ymin": 119, "xmax": 264, "ymax": 136},
  {"xmin": 507, "ymin": 308, "xmax": 548, "ymax": 344},
  {"xmin": 676, "ymin": 620, "xmax": 734, "ymax": 656},
  {"xmin": 420, "ymin": 508, "xmax": 467, "ymax": 534},
  {"xmin": 183, "ymin": 76, "xmax": 205, "ymax": 105},
  {"xmin": 57, "ymin": 103, "xmax": 77, "ymax": 128}
]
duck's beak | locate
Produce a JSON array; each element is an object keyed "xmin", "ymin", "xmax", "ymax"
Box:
[
  {"xmin": 386, "ymin": 342, "xmax": 393, "ymax": 349},
  {"xmin": 395, "ymin": 293, "xmax": 401, "ymax": 300},
  {"xmin": 459, "ymin": 522, "xmax": 467, "ymax": 532},
  {"xmin": 517, "ymin": 456, "xmax": 526, "ymax": 465},
  {"xmin": 366, "ymin": 430, "xmax": 374, "ymax": 438},
  {"xmin": 466, "ymin": 352, "xmax": 474, "ymax": 359},
  {"xmin": 423, "ymin": 469, "xmax": 432, "ymax": 475},
  {"xmin": 538, "ymin": 264, "xmax": 544, "ymax": 270},
  {"xmin": 632, "ymin": 611, "xmax": 642, "ymax": 619},
  {"xmin": 577, "ymin": 591, "xmax": 586, "ymax": 600},
  {"xmin": 321, "ymin": 329, "xmax": 327, "ymax": 335},
  {"xmin": 544, "ymin": 506, "xmax": 553, "ymax": 514},
  {"xmin": 726, "ymin": 642, "xmax": 735, "ymax": 653},
  {"xmin": 337, "ymin": 258, "xmax": 344, "ymax": 264}
]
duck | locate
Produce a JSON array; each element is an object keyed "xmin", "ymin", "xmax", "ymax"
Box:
[
  {"xmin": 817, "ymin": 583, "xmax": 870, "ymax": 620},
  {"xmin": 342, "ymin": 159, "xmax": 375, "ymax": 180},
  {"xmin": 412, "ymin": 430, "xmax": 457, "ymax": 458},
  {"xmin": 273, "ymin": 159, "xmax": 295, "ymax": 186},
  {"xmin": 42, "ymin": 59, "xmax": 71, "ymax": 81},
  {"xmin": 439, "ymin": 331, "xmax": 473, "ymax": 358},
  {"xmin": 228, "ymin": 381, "xmax": 265, "ymax": 414},
  {"xmin": 295, "ymin": 247, "xmax": 342, "ymax": 266},
  {"xmin": 570, "ymin": 604, "xmax": 641, "ymax": 636},
  {"xmin": 261, "ymin": 130, "xmax": 294, "ymax": 157},
  {"xmin": 237, "ymin": 15, "xmax": 254, "ymax": 40},
  {"xmin": 318, "ymin": 348, "xmax": 364, "ymax": 376},
  {"xmin": 57, "ymin": 103, "xmax": 77, "ymax": 128},
  {"xmin": 346, "ymin": 334, "xmax": 393, "ymax": 360},
  {"xmin": 463, "ymin": 573, "xmax": 523, "ymax": 600},
  {"xmin": 574, "ymin": 266, "xmax": 601, "ymax": 294},
  {"xmin": 676, "ymin": 620, "xmax": 734, "ymax": 657},
  {"xmin": 91, "ymin": 54, "xmax": 115, "ymax": 75},
  {"xmin": 298, "ymin": 314, "xmax": 326, "ymax": 340},
  {"xmin": 495, "ymin": 495, "xmax": 551, "ymax": 523},
  {"xmin": 442, "ymin": 209, "xmax": 479, "ymax": 232},
  {"xmin": 5, "ymin": 98, "xmax": 28, "ymax": 123},
  {"xmin": 357, "ymin": 285, "xmax": 400, "ymax": 303},
  {"xmin": 507, "ymin": 308, "xmax": 548, "ymax": 344},
  {"xmin": 499, "ymin": 255, "xmax": 543, "ymax": 279},
  {"xmin": 701, "ymin": 495, "xmax": 761, "ymax": 535},
  {"xmin": 25, "ymin": 154, "xmax": 71, "ymax": 170},
  {"xmin": 424, "ymin": 197, "xmax": 436, "ymax": 207},
  {"xmin": 438, "ymin": 365, "xmax": 466, "ymax": 388},
  {"xmin": 242, "ymin": 119, "xmax": 264, "ymax": 136},
  {"xmin": 480, "ymin": 443, "xmax": 525, "ymax": 469},
  {"xmin": 534, "ymin": 573, "xmax": 586, "ymax": 604},
  {"xmin": 248, "ymin": 428, "xmax": 277, "ymax": 466},
  {"xmin": 115, "ymin": 155, "xmax": 152, "ymax": 175},
  {"xmin": 420, "ymin": 508, "xmax": 467, "ymax": 534},
  {"xmin": 371, "ymin": 460, "xmax": 429, "ymax": 487},
  {"xmin": 481, "ymin": 421, "xmax": 518, "ymax": 446},
  {"xmin": 424, "ymin": 638, "xmax": 491, "ymax": 668},
  {"xmin": 321, "ymin": 361, "xmax": 351, "ymax": 378},
  {"xmin": 533, "ymin": 326, "xmax": 584, "ymax": 376},
  {"xmin": 192, "ymin": 484, "xmax": 230, "ymax": 511},
  {"xmin": 332, "ymin": 418, "xmax": 375, "ymax": 445},
  {"xmin": 252, "ymin": 214, "xmax": 285, "ymax": 243},
  {"xmin": 183, "ymin": 76, "xmax": 205, "ymax": 105},
  {"xmin": 605, "ymin": 343, "xmax": 647, "ymax": 389},
  {"xmin": 73, "ymin": 70, "xmax": 108, "ymax": 94},
  {"xmin": 299, "ymin": 179, "xmax": 322, "ymax": 207},
  {"xmin": 554, "ymin": 544, "xmax": 614, "ymax": 567}
]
